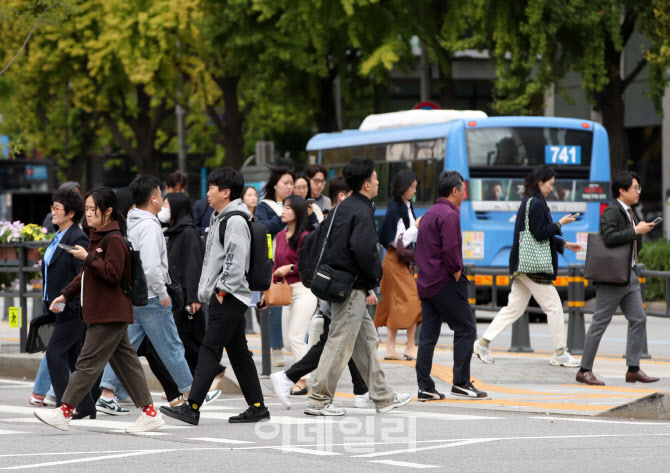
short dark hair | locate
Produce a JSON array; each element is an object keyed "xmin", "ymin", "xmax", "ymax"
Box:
[
  {"xmin": 391, "ymin": 169, "xmax": 419, "ymax": 205},
  {"xmin": 129, "ymin": 175, "xmax": 162, "ymax": 207},
  {"xmin": 437, "ymin": 170, "xmax": 464, "ymax": 198},
  {"xmin": 261, "ymin": 166, "xmax": 294, "ymax": 200},
  {"xmin": 52, "ymin": 189, "xmax": 84, "ymax": 223},
  {"xmin": 328, "ymin": 174, "xmax": 349, "ymax": 203},
  {"xmin": 306, "ymin": 164, "xmax": 327, "ymax": 180},
  {"xmin": 612, "ymin": 171, "xmax": 639, "ymax": 198},
  {"xmin": 208, "ymin": 167, "xmax": 244, "ymax": 201},
  {"xmin": 343, "ymin": 158, "xmax": 375, "ymax": 193},
  {"xmin": 165, "ymin": 171, "xmax": 187, "ymax": 189},
  {"xmin": 523, "ymin": 165, "xmax": 556, "ymax": 197}
]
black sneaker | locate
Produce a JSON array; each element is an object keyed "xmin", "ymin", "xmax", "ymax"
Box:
[
  {"xmin": 160, "ymin": 402, "xmax": 200, "ymax": 425},
  {"xmin": 451, "ymin": 381, "xmax": 487, "ymax": 399},
  {"xmin": 228, "ymin": 405, "xmax": 270, "ymax": 423},
  {"xmin": 417, "ymin": 388, "xmax": 445, "ymax": 401}
]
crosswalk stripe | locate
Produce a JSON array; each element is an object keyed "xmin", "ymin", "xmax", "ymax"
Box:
[
  {"xmin": 370, "ymin": 460, "xmax": 439, "ymax": 469},
  {"xmin": 188, "ymin": 437, "xmax": 255, "ymax": 444},
  {"xmin": 0, "ymin": 429, "xmax": 26, "ymax": 435},
  {"xmin": 1, "ymin": 417, "xmax": 192, "ymax": 430},
  {"xmin": 274, "ymin": 447, "xmax": 340, "ymax": 456}
]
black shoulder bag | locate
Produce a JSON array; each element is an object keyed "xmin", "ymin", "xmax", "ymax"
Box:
[{"xmin": 309, "ymin": 205, "xmax": 358, "ymax": 303}]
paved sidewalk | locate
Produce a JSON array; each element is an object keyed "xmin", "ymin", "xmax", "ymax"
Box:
[{"xmin": 3, "ymin": 316, "xmax": 670, "ymax": 417}]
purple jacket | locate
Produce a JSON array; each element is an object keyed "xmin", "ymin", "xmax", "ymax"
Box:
[{"xmin": 415, "ymin": 198, "xmax": 464, "ymax": 299}]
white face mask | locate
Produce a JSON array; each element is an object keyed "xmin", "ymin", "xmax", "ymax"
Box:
[{"xmin": 157, "ymin": 207, "xmax": 171, "ymax": 223}]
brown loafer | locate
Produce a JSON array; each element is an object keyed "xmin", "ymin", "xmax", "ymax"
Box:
[
  {"xmin": 576, "ymin": 370, "xmax": 605, "ymax": 386},
  {"xmin": 625, "ymin": 369, "xmax": 659, "ymax": 383}
]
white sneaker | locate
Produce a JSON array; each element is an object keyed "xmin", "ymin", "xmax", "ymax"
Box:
[
  {"xmin": 125, "ymin": 412, "xmax": 165, "ymax": 433},
  {"xmin": 354, "ymin": 392, "xmax": 375, "ymax": 409},
  {"xmin": 473, "ymin": 340, "xmax": 494, "ymax": 364},
  {"xmin": 550, "ymin": 352, "xmax": 580, "ymax": 368},
  {"xmin": 34, "ymin": 408, "xmax": 70, "ymax": 431},
  {"xmin": 377, "ymin": 393, "xmax": 413, "ymax": 413},
  {"xmin": 43, "ymin": 395, "xmax": 57, "ymax": 407},
  {"xmin": 202, "ymin": 390, "xmax": 222, "ymax": 407},
  {"xmin": 270, "ymin": 371, "xmax": 294, "ymax": 409},
  {"xmin": 304, "ymin": 404, "xmax": 346, "ymax": 416}
]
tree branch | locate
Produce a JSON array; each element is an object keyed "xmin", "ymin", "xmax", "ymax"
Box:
[
  {"xmin": 622, "ymin": 57, "xmax": 648, "ymax": 90},
  {"xmin": 0, "ymin": 1, "xmax": 61, "ymax": 76},
  {"xmin": 156, "ymin": 131, "xmax": 176, "ymax": 154},
  {"xmin": 102, "ymin": 112, "xmax": 138, "ymax": 160}
]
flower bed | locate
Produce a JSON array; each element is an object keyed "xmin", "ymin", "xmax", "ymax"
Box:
[{"xmin": 0, "ymin": 222, "xmax": 53, "ymax": 288}]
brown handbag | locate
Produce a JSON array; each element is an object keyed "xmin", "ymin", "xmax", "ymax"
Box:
[
  {"xmin": 263, "ymin": 278, "xmax": 293, "ymax": 306},
  {"xmin": 395, "ymin": 234, "xmax": 415, "ymax": 265},
  {"xmin": 583, "ymin": 233, "xmax": 632, "ymax": 284}
]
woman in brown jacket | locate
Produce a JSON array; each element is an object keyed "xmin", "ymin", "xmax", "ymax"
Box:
[{"xmin": 34, "ymin": 187, "xmax": 164, "ymax": 434}]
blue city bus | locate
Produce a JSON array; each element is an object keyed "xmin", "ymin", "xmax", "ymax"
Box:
[{"xmin": 306, "ymin": 111, "xmax": 611, "ymax": 285}]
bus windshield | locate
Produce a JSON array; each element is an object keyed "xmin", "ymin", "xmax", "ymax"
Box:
[{"xmin": 466, "ymin": 126, "xmax": 593, "ymax": 169}]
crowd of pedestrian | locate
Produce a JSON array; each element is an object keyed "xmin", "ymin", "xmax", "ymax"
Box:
[{"xmin": 30, "ymin": 159, "xmax": 660, "ymax": 434}]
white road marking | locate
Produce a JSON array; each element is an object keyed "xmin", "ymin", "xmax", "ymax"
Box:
[
  {"xmin": 0, "ymin": 429, "xmax": 25, "ymax": 435},
  {"xmin": 353, "ymin": 439, "xmax": 495, "ymax": 458},
  {"xmin": 0, "ymin": 380, "xmax": 33, "ymax": 386},
  {"xmin": 275, "ymin": 447, "xmax": 341, "ymax": 456},
  {"xmin": 188, "ymin": 437, "xmax": 255, "ymax": 444},
  {"xmin": 370, "ymin": 459, "xmax": 439, "ymax": 469},
  {"xmin": 0, "ymin": 450, "xmax": 171, "ymax": 470},
  {"xmin": 529, "ymin": 416, "xmax": 670, "ymax": 425},
  {"xmin": 1, "ymin": 417, "xmax": 192, "ymax": 430}
]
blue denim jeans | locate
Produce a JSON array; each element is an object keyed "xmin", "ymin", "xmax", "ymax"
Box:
[
  {"xmin": 33, "ymin": 356, "xmax": 52, "ymax": 396},
  {"xmin": 270, "ymin": 305, "xmax": 283, "ymax": 350},
  {"xmin": 100, "ymin": 297, "xmax": 193, "ymax": 396}
]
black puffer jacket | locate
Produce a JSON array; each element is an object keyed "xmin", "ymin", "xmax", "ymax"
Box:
[{"xmin": 321, "ymin": 192, "xmax": 382, "ymax": 291}]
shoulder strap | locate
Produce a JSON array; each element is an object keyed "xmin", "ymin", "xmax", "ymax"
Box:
[
  {"xmin": 315, "ymin": 204, "xmax": 339, "ymax": 268},
  {"xmin": 524, "ymin": 197, "xmax": 533, "ymax": 232},
  {"xmin": 102, "ymin": 231, "xmax": 131, "ymax": 291},
  {"xmin": 218, "ymin": 211, "xmax": 250, "ymax": 243},
  {"xmin": 103, "ymin": 231, "xmax": 121, "ymax": 252}
]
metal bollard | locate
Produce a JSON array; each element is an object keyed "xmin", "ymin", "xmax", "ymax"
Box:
[
  {"xmin": 259, "ymin": 307, "xmax": 271, "ymax": 376},
  {"xmin": 509, "ymin": 311, "xmax": 534, "ymax": 352},
  {"xmin": 567, "ymin": 264, "xmax": 586, "ymax": 355}
]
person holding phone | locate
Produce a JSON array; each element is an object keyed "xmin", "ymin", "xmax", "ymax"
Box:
[
  {"xmin": 293, "ymin": 173, "xmax": 323, "ymax": 223},
  {"xmin": 474, "ymin": 165, "xmax": 583, "ymax": 367},
  {"xmin": 577, "ymin": 171, "xmax": 660, "ymax": 385},
  {"xmin": 36, "ymin": 188, "xmax": 164, "ymax": 433},
  {"xmin": 42, "ymin": 189, "xmax": 96, "ymax": 419}
]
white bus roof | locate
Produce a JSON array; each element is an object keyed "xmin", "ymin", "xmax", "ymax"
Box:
[{"xmin": 358, "ymin": 109, "xmax": 488, "ymax": 131}]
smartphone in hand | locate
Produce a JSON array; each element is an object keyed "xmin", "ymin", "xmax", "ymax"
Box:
[
  {"xmin": 571, "ymin": 213, "xmax": 581, "ymax": 218},
  {"xmin": 57, "ymin": 243, "xmax": 76, "ymax": 251},
  {"xmin": 307, "ymin": 198, "xmax": 315, "ymax": 205},
  {"xmin": 653, "ymin": 217, "xmax": 663, "ymax": 225}
]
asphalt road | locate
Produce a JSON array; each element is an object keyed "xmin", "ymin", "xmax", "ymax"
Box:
[{"xmin": 1, "ymin": 378, "xmax": 669, "ymax": 472}]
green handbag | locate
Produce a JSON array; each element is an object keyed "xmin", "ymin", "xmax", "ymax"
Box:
[{"xmin": 517, "ymin": 197, "xmax": 554, "ymax": 274}]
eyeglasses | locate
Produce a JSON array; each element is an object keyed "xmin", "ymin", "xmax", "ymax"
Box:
[
  {"xmin": 633, "ymin": 186, "xmax": 642, "ymax": 193},
  {"xmin": 311, "ymin": 179, "xmax": 326, "ymax": 185},
  {"xmin": 293, "ymin": 185, "xmax": 308, "ymax": 191},
  {"xmin": 50, "ymin": 205, "xmax": 65, "ymax": 213}
]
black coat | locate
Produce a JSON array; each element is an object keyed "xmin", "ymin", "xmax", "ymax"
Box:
[
  {"xmin": 321, "ymin": 192, "xmax": 382, "ymax": 291},
  {"xmin": 600, "ymin": 200, "xmax": 642, "ymax": 255},
  {"xmin": 165, "ymin": 216, "xmax": 205, "ymax": 306},
  {"xmin": 509, "ymin": 192, "xmax": 565, "ymax": 280},
  {"xmin": 41, "ymin": 225, "xmax": 89, "ymax": 323}
]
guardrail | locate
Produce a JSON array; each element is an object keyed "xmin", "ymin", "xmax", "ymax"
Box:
[
  {"xmin": 464, "ymin": 263, "xmax": 661, "ymax": 358},
  {"xmin": 0, "ymin": 242, "xmax": 49, "ymax": 353}
]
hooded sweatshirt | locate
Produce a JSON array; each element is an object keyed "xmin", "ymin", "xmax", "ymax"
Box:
[
  {"xmin": 198, "ymin": 198, "xmax": 252, "ymax": 305},
  {"xmin": 127, "ymin": 207, "xmax": 170, "ymax": 301}
]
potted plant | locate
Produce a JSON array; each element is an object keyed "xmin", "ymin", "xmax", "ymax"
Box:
[{"xmin": 0, "ymin": 221, "xmax": 23, "ymax": 262}]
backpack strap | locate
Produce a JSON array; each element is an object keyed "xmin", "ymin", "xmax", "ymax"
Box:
[
  {"xmin": 102, "ymin": 231, "xmax": 132, "ymax": 293},
  {"xmin": 198, "ymin": 198, "xmax": 209, "ymax": 221},
  {"xmin": 218, "ymin": 211, "xmax": 250, "ymax": 244}
]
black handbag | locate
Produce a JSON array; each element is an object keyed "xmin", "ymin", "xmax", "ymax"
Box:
[
  {"xmin": 584, "ymin": 233, "xmax": 632, "ymax": 284},
  {"xmin": 25, "ymin": 312, "xmax": 57, "ymax": 354},
  {"xmin": 310, "ymin": 205, "xmax": 358, "ymax": 303},
  {"xmin": 166, "ymin": 277, "xmax": 184, "ymax": 312}
]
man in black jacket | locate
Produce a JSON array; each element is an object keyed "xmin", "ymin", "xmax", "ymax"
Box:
[
  {"xmin": 304, "ymin": 158, "xmax": 412, "ymax": 416},
  {"xmin": 577, "ymin": 171, "xmax": 659, "ymax": 386}
]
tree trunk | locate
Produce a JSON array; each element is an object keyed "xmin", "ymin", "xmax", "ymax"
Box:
[
  {"xmin": 219, "ymin": 75, "xmax": 245, "ymax": 171},
  {"xmin": 599, "ymin": 78, "xmax": 627, "ymax": 179},
  {"xmin": 316, "ymin": 74, "xmax": 338, "ymax": 133}
]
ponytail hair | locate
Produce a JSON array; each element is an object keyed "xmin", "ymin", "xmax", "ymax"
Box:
[{"xmin": 85, "ymin": 187, "xmax": 127, "ymax": 235}]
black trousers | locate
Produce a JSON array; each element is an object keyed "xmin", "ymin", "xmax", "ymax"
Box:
[
  {"xmin": 189, "ymin": 295, "xmax": 263, "ymax": 407},
  {"xmin": 44, "ymin": 309, "xmax": 96, "ymax": 414},
  {"xmin": 285, "ymin": 315, "xmax": 369, "ymax": 395},
  {"xmin": 137, "ymin": 307, "xmax": 223, "ymax": 402},
  {"xmin": 416, "ymin": 277, "xmax": 476, "ymax": 388}
]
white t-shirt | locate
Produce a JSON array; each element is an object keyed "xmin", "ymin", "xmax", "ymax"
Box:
[{"xmin": 390, "ymin": 201, "xmax": 418, "ymax": 248}]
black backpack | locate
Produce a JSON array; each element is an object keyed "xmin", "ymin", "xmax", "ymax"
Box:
[
  {"xmin": 218, "ymin": 212, "xmax": 273, "ymax": 291},
  {"xmin": 103, "ymin": 231, "xmax": 149, "ymax": 306},
  {"xmin": 298, "ymin": 219, "xmax": 327, "ymax": 289}
]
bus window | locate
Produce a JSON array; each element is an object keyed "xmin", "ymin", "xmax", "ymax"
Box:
[{"xmin": 466, "ymin": 127, "xmax": 593, "ymax": 170}]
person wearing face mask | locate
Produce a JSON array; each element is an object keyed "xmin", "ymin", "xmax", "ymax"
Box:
[
  {"xmin": 255, "ymin": 167, "xmax": 295, "ymax": 368},
  {"xmin": 95, "ymin": 176, "xmax": 197, "ymax": 416}
]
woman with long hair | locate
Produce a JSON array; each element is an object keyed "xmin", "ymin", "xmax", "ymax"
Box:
[
  {"xmin": 293, "ymin": 173, "xmax": 323, "ymax": 223},
  {"xmin": 255, "ymin": 167, "xmax": 294, "ymax": 366},
  {"xmin": 376, "ymin": 170, "xmax": 422, "ymax": 360},
  {"xmin": 264, "ymin": 195, "xmax": 317, "ymax": 394},
  {"xmin": 242, "ymin": 186, "xmax": 259, "ymax": 218},
  {"xmin": 36, "ymin": 188, "xmax": 164, "ymax": 433},
  {"xmin": 474, "ymin": 165, "xmax": 583, "ymax": 366}
]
